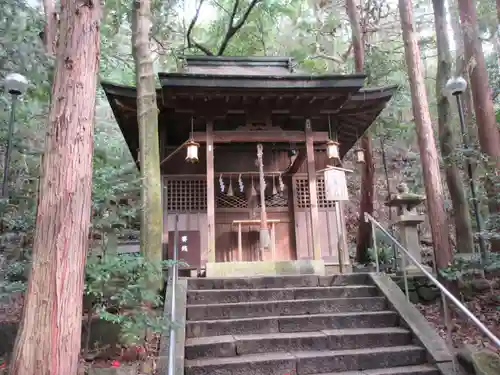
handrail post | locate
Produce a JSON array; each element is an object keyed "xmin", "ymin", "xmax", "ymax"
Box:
[
  {"xmin": 363, "ymin": 212, "xmax": 500, "ymax": 348},
  {"xmin": 167, "ymin": 214, "xmax": 180, "ymax": 375},
  {"xmin": 371, "ymin": 220, "xmax": 379, "ymax": 273},
  {"xmin": 402, "ymin": 253, "xmax": 410, "ymax": 302},
  {"xmin": 337, "ymin": 203, "xmax": 344, "ymax": 274}
]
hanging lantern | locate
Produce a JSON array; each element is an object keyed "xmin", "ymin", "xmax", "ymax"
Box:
[
  {"xmin": 185, "ymin": 139, "xmax": 200, "ymax": 163},
  {"xmin": 326, "ymin": 139, "xmax": 340, "ymax": 160},
  {"xmin": 355, "ymin": 147, "xmax": 365, "ymax": 164}
]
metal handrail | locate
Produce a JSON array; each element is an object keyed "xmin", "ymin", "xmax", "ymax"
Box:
[
  {"xmin": 365, "ymin": 212, "xmax": 500, "ymax": 348},
  {"xmin": 167, "ymin": 214, "xmax": 180, "ymax": 375}
]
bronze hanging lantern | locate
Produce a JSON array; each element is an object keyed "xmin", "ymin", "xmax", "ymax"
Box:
[
  {"xmin": 185, "ymin": 138, "xmax": 200, "ymax": 163},
  {"xmin": 326, "ymin": 139, "xmax": 340, "ymax": 160},
  {"xmin": 185, "ymin": 117, "xmax": 200, "ymax": 163},
  {"xmin": 354, "ymin": 129, "xmax": 365, "ymax": 164},
  {"xmin": 326, "ymin": 115, "xmax": 340, "ymax": 160},
  {"xmin": 355, "ymin": 147, "xmax": 365, "ymax": 164}
]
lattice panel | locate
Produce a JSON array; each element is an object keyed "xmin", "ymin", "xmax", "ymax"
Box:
[
  {"xmin": 216, "ymin": 193, "xmax": 249, "ymax": 209},
  {"xmin": 294, "ymin": 177, "xmax": 335, "ymax": 209},
  {"xmin": 317, "ymin": 178, "xmax": 335, "ymax": 208},
  {"xmin": 165, "ymin": 178, "xmax": 207, "ymax": 212},
  {"xmin": 258, "ymin": 193, "xmax": 288, "ymax": 208}
]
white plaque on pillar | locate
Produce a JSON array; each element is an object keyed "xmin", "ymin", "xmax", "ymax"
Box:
[{"xmin": 325, "ymin": 168, "xmax": 349, "ymax": 201}]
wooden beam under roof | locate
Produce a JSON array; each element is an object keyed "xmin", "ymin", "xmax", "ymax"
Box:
[
  {"xmin": 164, "ymin": 94, "xmax": 352, "ymax": 116},
  {"xmin": 100, "ymin": 80, "xmax": 398, "ymax": 165},
  {"xmin": 191, "ymin": 130, "xmax": 330, "ymax": 144},
  {"xmin": 285, "ymin": 149, "xmax": 307, "ymax": 175}
]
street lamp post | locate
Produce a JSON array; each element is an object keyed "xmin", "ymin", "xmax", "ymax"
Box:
[
  {"xmin": 2, "ymin": 73, "xmax": 28, "ymax": 198},
  {"xmin": 445, "ymin": 76, "xmax": 487, "ymax": 259}
]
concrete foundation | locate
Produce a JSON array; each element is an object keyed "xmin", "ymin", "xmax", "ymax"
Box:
[
  {"xmin": 205, "ymin": 260, "xmax": 326, "ymax": 277},
  {"xmin": 325, "ymin": 262, "xmax": 353, "ymax": 275}
]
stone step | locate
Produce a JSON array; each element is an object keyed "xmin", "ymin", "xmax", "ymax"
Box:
[
  {"xmin": 187, "ymin": 285, "xmax": 380, "ymax": 305},
  {"xmin": 185, "ymin": 327, "xmax": 412, "ymax": 360},
  {"xmin": 187, "ymin": 273, "xmax": 371, "ymax": 290},
  {"xmin": 186, "ymin": 310, "xmax": 399, "ymax": 338},
  {"xmin": 186, "ymin": 296, "xmax": 387, "ymax": 321},
  {"xmin": 312, "ymin": 364, "xmax": 440, "ymax": 375},
  {"xmin": 184, "ymin": 345, "xmax": 427, "ymax": 375}
]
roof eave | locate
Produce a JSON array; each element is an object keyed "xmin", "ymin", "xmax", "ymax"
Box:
[{"xmin": 158, "ymin": 72, "xmax": 367, "ymax": 91}]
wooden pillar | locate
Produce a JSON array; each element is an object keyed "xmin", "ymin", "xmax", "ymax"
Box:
[
  {"xmin": 305, "ymin": 119, "xmax": 321, "ymax": 260},
  {"xmin": 270, "ymin": 222, "xmax": 276, "ymax": 260},
  {"xmin": 206, "ymin": 120, "xmax": 216, "ymax": 263},
  {"xmin": 257, "ymin": 144, "xmax": 270, "ymax": 251},
  {"xmin": 237, "ymin": 223, "xmax": 242, "ymax": 261},
  {"xmin": 159, "ymin": 125, "xmax": 168, "ymax": 260}
]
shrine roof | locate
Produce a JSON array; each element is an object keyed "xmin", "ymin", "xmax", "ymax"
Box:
[
  {"xmin": 100, "ymin": 56, "xmax": 398, "ymax": 163},
  {"xmin": 178, "ymin": 55, "xmax": 297, "ymax": 76},
  {"xmin": 159, "ymin": 55, "xmax": 366, "ymax": 91}
]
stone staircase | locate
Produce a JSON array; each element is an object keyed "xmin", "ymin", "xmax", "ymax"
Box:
[{"xmin": 182, "ymin": 274, "xmax": 452, "ymax": 375}]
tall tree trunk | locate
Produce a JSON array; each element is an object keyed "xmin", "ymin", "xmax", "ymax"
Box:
[
  {"xmin": 41, "ymin": 0, "xmax": 57, "ymax": 55},
  {"xmin": 458, "ymin": 0, "xmax": 500, "ymax": 252},
  {"xmin": 497, "ymin": 0, "xmax": 500, "ymax": 27},
  {"xmin": 449, "ymin": 0, "xmax": 477, "ymax": 145},
  {"xmin": 9, "ymin": 2, "xmax": 101, "ymax": 375},
  {"xmin": 398, "ymin": 0, "xmax": 453, "ymax": 269},
  {"xmin": 346, "ymin": 0, "xmax": 373, "ymax": 264},
  {"xmin": 433, "ymin": 0, "xmax": 474, "ymax": 255},
  {"xmin": 450, "ymin": 0, "xmax": 488, "ymax": 226},
  {"xmin": 132, "ymin": 0, "xmax": 163, "ymax": 274},
  {"xmin": 457, "ymin": 0, "xmax": 500, "ymax": 154},
  {"xmin": 496, "ymin": 0, "xmax": 500, "ymax": 68}
]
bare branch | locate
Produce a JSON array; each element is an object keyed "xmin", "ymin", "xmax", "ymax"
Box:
[
  {"xmin": 256, "ymin": 16, "xmax": 267, "ymax": 54},
  {"xmin": 212, "ymin": 0, "xmax": 231, "ymax": 15},
  {"xmin": 217, "ymin": 0, "xmax": 261, "ymax": 55},
  {"xmin": 312, "ymin": 43, "xmax": 345, "ymax": 64},
  {"xmin": 341, "ymin": 42, "xmax": 353, "ymax": 61},
  {"xmin": 186, "ymin": 0, "xmax": 261, "ymax": 56},
  {"xmin": 186, "ymin": 0, "xmax": 214, "ymax": 55}
]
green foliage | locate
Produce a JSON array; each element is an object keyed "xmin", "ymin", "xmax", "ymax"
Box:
[
  {"xmin": 0, "ymin": 259, "xmax": 27, "ymax": 301},
  {"xmin": 439, "ymin": 253, "xmax": 500, "ymax": 281},
  {"xmin": 368, "ymin": 245, "xmax": 395, "ymax": 265},
  {"xmin": 84, "ymin": 253, "xmax": 174, "ymax": 344},
  {"xmin": 1, "ymin": 252, "xmax": 177, "ymax": 345}
]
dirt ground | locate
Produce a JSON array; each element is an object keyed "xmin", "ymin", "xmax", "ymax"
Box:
[{"xmin": 416, "ymin": 280, "xmax": 500, "ymax": 354}]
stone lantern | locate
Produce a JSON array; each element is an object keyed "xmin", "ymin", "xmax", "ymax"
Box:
[{"xmin": 385, "ymin": 183, "xmax": 431, "ymax": 275}]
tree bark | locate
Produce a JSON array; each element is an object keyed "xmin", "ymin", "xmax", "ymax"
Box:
[
  {"xmin": 41, "ymin": 0, "xmax": 57, "ymax": 55},
  {"xmin": 458, "ymin": 0, "xmax": 500, "ymax": 251},
  {"xmin": 355, "ymin": 136, "xmax": 374, "ymax": 262},
  {"xmin": 398, "ymin": 0, "xmax": 453, "ymax": 269},
  {"xmin": 457, "ymin": 0, "xmax": 500, "ymax": 157},
  {"xmin": 9, "ymin": 1, "xmax": 101, "ymax": 375},
  {"xmin": 132, "ymin": 0, "xmax": 163, "ymax": 273},
  {"xmin": 496, "ymin": 0, "xmax": 500, "ymax": 68},
  {"xmin": 346, "ymin": 0, "xmax": 374, "ymax": 263},
  {"xmin": 432, "ymin": 0, "xmax": 474, "ymax": 255},
  {"xmin": 497, "ymin": 0, "xmax": 500, "ymax": 28},
  {"xmin": 449, "ymin": 0, "xmax": 477, "ymax": 145}
]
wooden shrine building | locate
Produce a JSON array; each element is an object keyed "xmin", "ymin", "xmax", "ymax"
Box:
[{"xmin": 102, "ymin": 56, "xmax": 396, "ymax": 276}]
